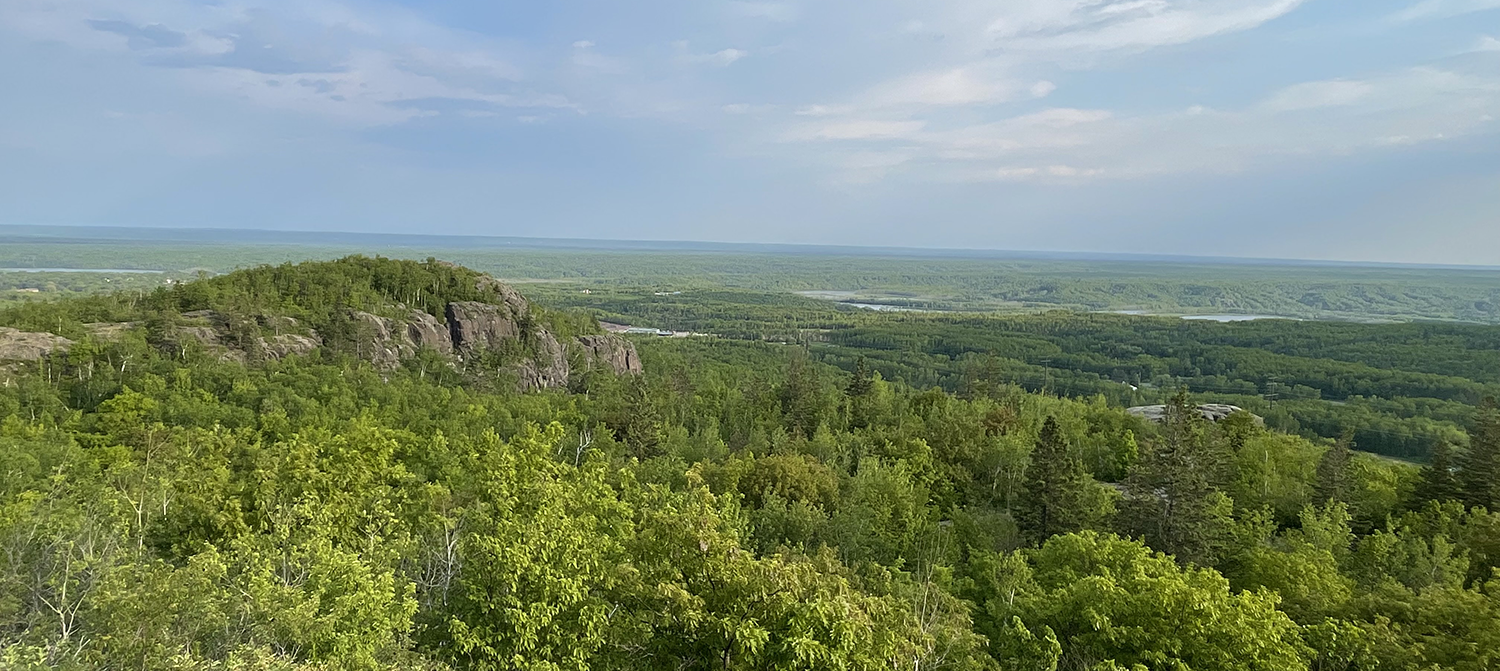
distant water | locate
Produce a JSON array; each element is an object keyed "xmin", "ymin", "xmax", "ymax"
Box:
[
  {"xmin": 0, "ymin": 268, "xmax": 165, "ymax": 273},
  {"xmin": 1104, "ymin": 309, "xmax": 1293, "ymax": 322},
  {"xmin": 1181, "ymin": 314, "xmax": 1291, "ymax": 322},
  {"xmin": 843, "ymin": 302, "xmax": 932, "ymax": 312}
]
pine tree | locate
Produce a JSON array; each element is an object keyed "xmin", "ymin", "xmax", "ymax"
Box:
[
  {"xmin": 1016, "ymin": 416, "xmax": 1094, "ymax": 543},
  {"xmin": 1414, "ymin": 440, "xmax": 1462, "ymax": 505},
  {"xmin": 1118, "ymin": 391, "xmax": 1224, "ymax": 565},
  {"xmin": 1314, "ymin": 430, "xmax": 1355, "ymax": 505},
  {"xmin": 846, "ymin": 356, "xmax": 874, "ymax": 398},
  {"xmin": 1459, "ymin": 398, "xmax": 1500, "ymax": 511}
]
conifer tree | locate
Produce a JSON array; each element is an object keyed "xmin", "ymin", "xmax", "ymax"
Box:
[
  {"xmin": 1016, "ymin": 416, "xmax": 1093, "ymax": 542},
  {"xmin": 1119, "ymin": 391, "xmax": 1224, "ymax": 565},
  {"xmin": 1414, "ymin": 440, "xmax": 1462, "ymax": 505},
  {"xmin": 846, "ymin": 356, "xmax": 874, "ymax": 398},
  {"xmin": 1314, "ymin": 430, "xmax": 1355, "ymax": 505},
  {"xmin": 1459, "ymin": 398, "xmax": 1500, "ymax": 511}
]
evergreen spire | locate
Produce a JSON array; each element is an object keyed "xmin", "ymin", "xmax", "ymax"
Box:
[
  {"xmin": 1459, "ymin": 398, "xmax": 1500, "ymax": 511},
  {"xmin": 1414, "ymin": 440, "xmax": 1462, "ymax": 505},
  {"xmin": 1016, "ymin": 416, "xmax": 1095, "ymax": 543}
]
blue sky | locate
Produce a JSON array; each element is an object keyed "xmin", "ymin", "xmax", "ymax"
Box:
[{"xmin": 2, "ymin": 0, "xmax": 1498, "ymax": 263}]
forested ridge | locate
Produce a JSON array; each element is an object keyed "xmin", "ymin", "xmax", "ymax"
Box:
[{"xmin": 3, "ymin": 258, "xmax": 1500, "ymax": 671}]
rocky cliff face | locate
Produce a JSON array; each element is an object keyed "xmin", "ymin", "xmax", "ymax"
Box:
[
  {"xmin": 0, "ymin": 273, "xmax": 641, "ymax": 392},
  {"xmin": 446, "ymin": 301, "xmax": 523, "ymax": 352},
  {"xmin": 577, "ymin": 334, "xmax": 644, "ymax": 375},
  {"xmin": 406, "ymin": 311, "xmax": 452, "ymax": 355}
]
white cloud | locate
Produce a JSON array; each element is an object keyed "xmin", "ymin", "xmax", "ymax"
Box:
[
  {"xmin": 795, "ymin": 105, "xmax": 849, "ymax": 116},
  {"xmin": 779, "ymin": 55, "xmax": 1500, "ymax": 183},
  {"xmin": 572, "ymin": 40, "xmax": 595, "ymax": 49},
  {"xmin": 693, "ymin": 48, "xmax": 748, "ymax": 66},
  {"xmin": 866, "ymin": 67, "xmax": 1021, "ymax": 107},
  {"xmin": 1029, "ymin": 80, "xmax": 1057, "ymax": 98},
  {"xmin": 990, "ymin": 0, "xmax": 1307, "ymax": 54},
  {"xmin": 1475, "ymin": 35, "xmax": 1500, "ymax": 51},
  {"xmin": 1, "ymin": 0, "xmax": 577, "ymax": 127},
  {"xmin": 1261, "ymin": 80, "xmax": 1374, "ymax": 112}
]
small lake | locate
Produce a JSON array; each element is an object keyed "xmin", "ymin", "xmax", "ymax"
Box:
[{"xmin": 0, "ymin": 268, "xmax": 165, "ymax": 273}]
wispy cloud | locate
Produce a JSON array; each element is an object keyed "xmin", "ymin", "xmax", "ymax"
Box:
[
  {"xmin": 782, "ymin": 58, "xmax": 1500, "ymax": 182},
  {"xmin": 2, "ymin": 0, "xmax": 573, "ymax": 126},
  {"xmin": 690, "ymin": 48, "xmax": 749, "ymax": 66},
  {"xmin": 1261, "ymin": 80, "xmax": 1374, "ymax": 112},
  {"xmin": 1391, "ymin": 0, "xmax": 1500, "ymax": 22}
]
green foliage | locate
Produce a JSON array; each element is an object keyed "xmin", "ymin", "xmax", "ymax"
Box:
[
  {"xmin": 973, "ymin": 532, "xmax": 1310, "ymax": 671},
  {"xmin": 5, "ymin": 258, "xmax": 1500, "ymax": 670}
]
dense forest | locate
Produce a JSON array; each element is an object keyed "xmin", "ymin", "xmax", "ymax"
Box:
[
  {"xmin": 532, "ymin": 286, "xmax": 1500, "ymax": 462},
  {"xmin": 2, "ymin": 257, "xmax": 1500, "ymax": 670}
]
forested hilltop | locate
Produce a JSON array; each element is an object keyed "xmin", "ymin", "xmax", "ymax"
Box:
[{"xmin": 3, "ymin": 257, "xmax": 1500, "ymax": 671}]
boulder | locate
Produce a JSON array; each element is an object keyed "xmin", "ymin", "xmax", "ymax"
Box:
[
  {"xmin": 0, "ymin": 327, "xmax": 74, "ymax": 361},
  {"xmin": 576, "ymin": 334, "xmax": 643, "ymax": 376}
]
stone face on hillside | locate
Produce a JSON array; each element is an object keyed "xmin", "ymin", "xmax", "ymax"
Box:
[
  {"xmin": 577, "ymin": 334, "xmax": 644, "ymax": 375},
  {"xmin": 169, "ymin": 313, "xmax": 248, "ymax": 363},
  {"xmin": 406, "ymin": 311, "xmax": 452, "ymax": 355},
  {"xmin": 0, "ymin": 327, "xmax": 74, "ymax": 361},
  {"xmin": 259, "ymin": 333, "xmax": 322, "ymax": 360},
  {"xmin": 446, "ymin": 301, "xmax": 523, "ymax": 353},
  {"xmin": 515, "ymin": 330, "xmax": 570, "ymax": 391},
  {"xmin": 1127, "ymin": 403, "xmax": 1261, "ymax": 424},
  {"xmin": 352, "ymin": 311, "xmax": 415, "ymax": 370}
]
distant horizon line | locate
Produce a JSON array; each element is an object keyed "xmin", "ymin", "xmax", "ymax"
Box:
[{"xmin": 3, "ymin": 223, "xmax": 1499, "ymax": 272}]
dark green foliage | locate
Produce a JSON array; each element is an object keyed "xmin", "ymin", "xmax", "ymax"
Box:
[
  {"xmin": 1015, "ymin": 417, "xmax": 1095, "ymax": 543},
  {"xmin": 1316, "ymin": 431, "xmax": 1356, "ymax": 505},
  {"xmin": 1118, "ymin": 392, "xmax": 1230, "ymax": 565},
  {"xmin": 1414, "ymin": 440, "xmax": 1462, "ymax": 505},
  {"xmin": 1459, "ymin": 399, "xmax": 1500, "ymax": 511}
]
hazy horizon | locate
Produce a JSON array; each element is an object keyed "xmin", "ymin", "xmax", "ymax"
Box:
[
  {"xmin": 4, "ymin": 1, "xmax": 1498, "ymax": 264},
  {"xmin": 9, "ymin": 222, "xmax": 1500, "ymax": 271}
]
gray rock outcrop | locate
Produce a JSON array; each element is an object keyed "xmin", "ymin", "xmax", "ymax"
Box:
[
  {"xmin": 446, "ymin": 301, "xmax": 523, "ymax": 353},
  {"xmin": 259, "ymin": 333, "xmax": 322, "ymax": 360},
  {"xmin": 1127, "ymin": 403, "xmax": 1260, "ymax": 424},
  {"xmin": 351, "ymin": 311, "xmax": 414, "ymax": 370},
  {"xmin": 0, "ymin": 327, "xmax": 74, "ymax": 361},
  {"xmin": 577, "ymin": 334, "xmax": 643, "ymax": 375},
  {"xmin": 406, "ymin": 310, "xmax": 452, "ymax": 355},
  {"xmin": 514, "ymin": 330, "xmax": 570, "ymax": 391}
]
